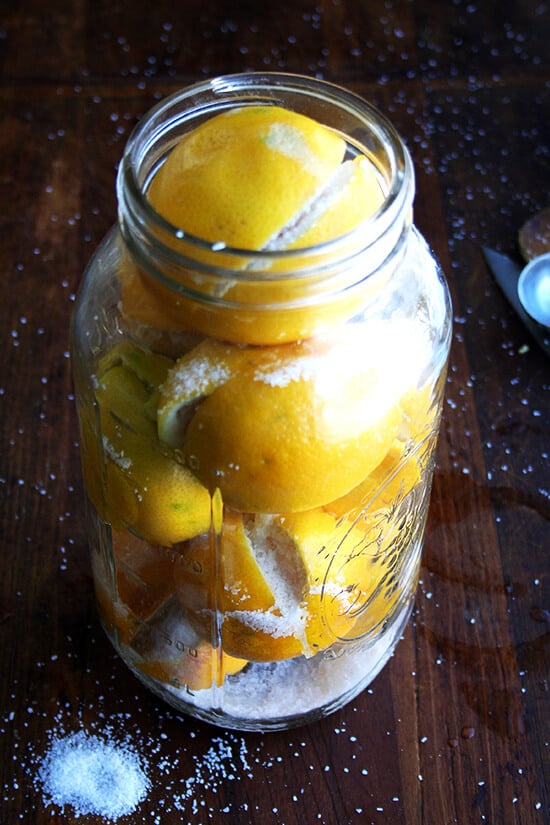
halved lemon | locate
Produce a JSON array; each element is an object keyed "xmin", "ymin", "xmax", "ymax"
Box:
[
  {"xmin": 164, "ymin": 328, "xmax": 406, "ymax": 513},
  {"xmin": 157, "ymin": 338, "xmax": 255, "ymax": 448},
  {"xmin": 324, "ymin": 441, "xmax": 421, "ymax": 520},
  {"xmin": 136, "ymin": 643, "xmax": 247, "ymax": 692}
]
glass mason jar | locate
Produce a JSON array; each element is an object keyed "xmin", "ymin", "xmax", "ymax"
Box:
[{"xmin": 71, "ymin": 73, "xmax": 452, "ymax": 731}]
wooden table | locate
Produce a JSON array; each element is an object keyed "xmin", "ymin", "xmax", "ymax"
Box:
[{"xmin": 1, "ymin": 1, "xmax": 548, "ymax": 823}]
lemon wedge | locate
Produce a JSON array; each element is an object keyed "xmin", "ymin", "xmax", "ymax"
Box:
[
  {"xmin": 174, "ymin": 506, "xmax": 396, "ymax": 662},
  {"xmin": 89, "ymin": 343, "xmax": 212, "ymax": 545}
]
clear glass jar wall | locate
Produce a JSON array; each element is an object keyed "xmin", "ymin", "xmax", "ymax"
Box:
[{"xmin": 71, "ymin": 73, "xmax": 452, "ymax": 731}]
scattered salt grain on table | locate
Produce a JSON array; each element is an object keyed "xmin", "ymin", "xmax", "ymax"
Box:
[{"xmin": 36, "ymin": 730, "xmax": 149, "ymax": 821}]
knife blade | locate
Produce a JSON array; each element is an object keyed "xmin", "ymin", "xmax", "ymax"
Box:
[{"xmin": 481, "ymin": 246, "xmax": 550, "ymax": 359}]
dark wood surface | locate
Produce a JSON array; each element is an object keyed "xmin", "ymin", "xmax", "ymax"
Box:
[{"xmin": 1, "ymin": 2, "xmax": 549, "ymax": 823}]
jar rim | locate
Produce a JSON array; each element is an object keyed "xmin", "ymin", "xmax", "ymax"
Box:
[{"xmin": 117, "ymin": 72, "xmax": 414, "ymax": 268}]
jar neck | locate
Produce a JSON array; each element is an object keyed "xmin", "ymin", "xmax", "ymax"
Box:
[{"xmin": 116, "ymin": 73, "xmax": 415, "ymax": 308}]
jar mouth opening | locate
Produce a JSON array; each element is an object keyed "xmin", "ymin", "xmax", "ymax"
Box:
[{"xmin": 118, "ymin": 72, "xmax": 414, "ymax": 275}]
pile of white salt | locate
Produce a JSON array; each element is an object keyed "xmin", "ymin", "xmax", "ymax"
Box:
[{"xmin": 36, "ymin": 729, "xmax": 149, "ymax": 821}]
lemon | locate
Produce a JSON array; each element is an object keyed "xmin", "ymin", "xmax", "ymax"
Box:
[
  {"xmin": 174, "ymin": 506, "xmax": 399, "ymax": 662},
  {"xmin": 101, "ymin": 340, "xmax": 173, "ymax": 388},
  {"xmin": 101, "ymin": 418, "xmax": 212, "ymax": 547},
  {"xmin": 173, "ymin": 511, "xmax": 304, "ymax": 662},
  {"xmin": 325, "ymin": 441, "xmax": 421, "ymax": 520},
  {"xmin": 92, "ymin": 344, "xmax": 212, "ymax": 545},
  {"xmin": 147, "ymin": 105, "xmax": 348, "ymax": 250},
  {"xmin": 136, "ymin": 643, "xmax": 247, "ymax": 692},
  {"xmin": 111, "ymin": 529, "xmax": 175, "ymax": 616},
  {"xmin": 272, "ymin": 509, "xmax": 396, "ymax": 652},
  {"xmin": 157, "ymin": 338, "xmax": 254, "ymax": 447},
  {"xmin": 94, "ymin": 578, "xmax": 138, "ymax": 647},
  {"xmin": 176, "ymin": 330, "xmax": 402, "ymax": 513},
  {"xmin": 93, "ymin": 529, "xmax": 176, "ymax": 645},
  {"xmin": 183, "ymin": 374, "xmax": 398, "ymax": 513},
  {"xmin": 118, "ymin": 105, "xmax": 386, "ymax": 346},
  {"xmin": 279, "ymin": 155, "xmax": 383, "ymax": 251},
  {"xmin": 128, "ymin": 592, "xmax": 248, "ymax": 690},
  {"xmin": 156, "ymin": 320, "xmax": 432, "ymax": 515},
  {"xmin": 119, "ymin": 259, "xmax": 381, "ymax": 347},
  {"xmin": 93, "ymin": 527, "xmax": 248, "ymax": 688},
  {"xmin": 320, "ymin": 380, "xmax": 442, "ymax": 520},
  {"xmin": 113, "ymin": 437, "xmax": 212, "ymax": 546}
]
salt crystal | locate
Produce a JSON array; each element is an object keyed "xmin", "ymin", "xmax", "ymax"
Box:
[
  {"xmin": 103, "ymin": 436, "xmax": 132, "ymax": 470},
  {"xmin": 36, "ymin": 730, "xmax": 149, "ymax": 821}
]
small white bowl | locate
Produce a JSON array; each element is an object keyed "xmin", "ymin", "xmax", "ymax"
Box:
[{"xmin": 518, "ymin": 252, "xmax": 550, "ymax": 328}]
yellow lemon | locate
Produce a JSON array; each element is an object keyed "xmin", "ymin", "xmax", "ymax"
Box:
[
  {"xmin": 82, "ymin": 342, "xmax": 172, "ymax": 523},
  {"xmin": 343, "ymin": 507, "xmax": 421, "ymax": 640},
  {"xmin": 157, "ymin": 338, "xmax": 255, "ymax": 448},
  {"xmin": 324, "ymin": 441, "xmax": 421, "ymax": 520},
  {"xmin": 118, "ymin": 105, "xmax": 386, "ymax": 346},
  {"xmin": 92, "ymin": 527, "xmax": 248, "ymax": 688},
  {"xmin": 173, "ymin": 506, "xmax": 401, "ymax": 662},
  {"xmin": 100, "ymin": 340, "xmax": 173, "ymax": 388},
  {"xmin": 136, "ymin": 643, "xmax": 247, "ymax": 692},
  {"xmin": 93, "ymin": 344, "xmax": 213, "ymax": 545},
  {"xmin": 179, "ymin": 331, "xmax": 402, "ymax": 513},
  {"xmin": 398, "ymin": 371, "xmax": 446, "ymax": 443},
  {"xmin": 123, "ymin": 442, "xmax": 212, "ymax": 546},
  {"xmin": 289, "ymin": 508, "xmax": 415, "ymax": 646},
  {"xmin": 267, "ymin": 509, "xmax": 374, "ymax": 654},
  {"xmin": 173, "ymin": 511, "xmax": 303, "ymax": 662},
  {"xmin": 118, "ymin": 259, "xmax": 383, "ymax": 347},
  {"xmin": 101, "ymin": 412, "xmax": 212, "ymax": 547},
  {"xmin": 127, "ymin": 592, "xmax": 247, "ymax": 690},
  {"xmin": 147, "ymin": 105, "xmax": 347, "ymax": 250},
  {"xmin": 321, "ymin": 379, "xmax": 443, "ymax": 520},
  {"xmin": 283, "ymin": 155, "xmax": 384, "ymax": 250}
]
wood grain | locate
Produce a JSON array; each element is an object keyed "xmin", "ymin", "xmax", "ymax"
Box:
[{"xmin": 1, "ymin": 1, "xmax": 548, "ymax": 823}]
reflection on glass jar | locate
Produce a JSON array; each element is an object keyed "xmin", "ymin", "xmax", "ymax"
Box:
[{"xmin": 71, "ymin": 73, "xmax": 452, "ymax": 731}]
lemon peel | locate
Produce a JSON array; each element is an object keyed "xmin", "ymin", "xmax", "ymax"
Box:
[
  {"xmin": 122, "ymin": 104, "xmax": 387, "ymax": 346},
  {"xmin": 136, "ymin": 643, "xmax": 247, "ymax": 691},
  {"xmin": 179, "ymin": 330, "xmax": 404, "ymax": 513},
  {"xmin": 129, "ymin": 593, "xmax": 248, "ymax": 690},
  {"xmin": 147, "ymin": 105, "xmax": 348, "ymax": 250},
  {"xmin": 324, "ymin": 441, "xmax": 420, "ymax": 520},
  {"xmin": 99, "ymin": 340, "xmax": 173, "ymax": 389},
  {"xmin": 174, "ymin": 507, "xmax": 399, "ymax": 662},
  {"xmin": 90, "ymin": 344, "xmax": 212, "ymax": 545},
  {"xmin": 267, "ymin": 156, "xmax": 383, "ymax": 252},
  {"xmin": 173, "ymin": 511, "xmax": 304, "ymax": 662},
  {"xmin": 157, "ymin": 338, "xmax": 253, "ymax": 448}
]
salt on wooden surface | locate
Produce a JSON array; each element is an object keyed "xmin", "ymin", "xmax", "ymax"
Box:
[{"xmin": 36, "ymin": 729, "xmax": 150, "ymax": 821}]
